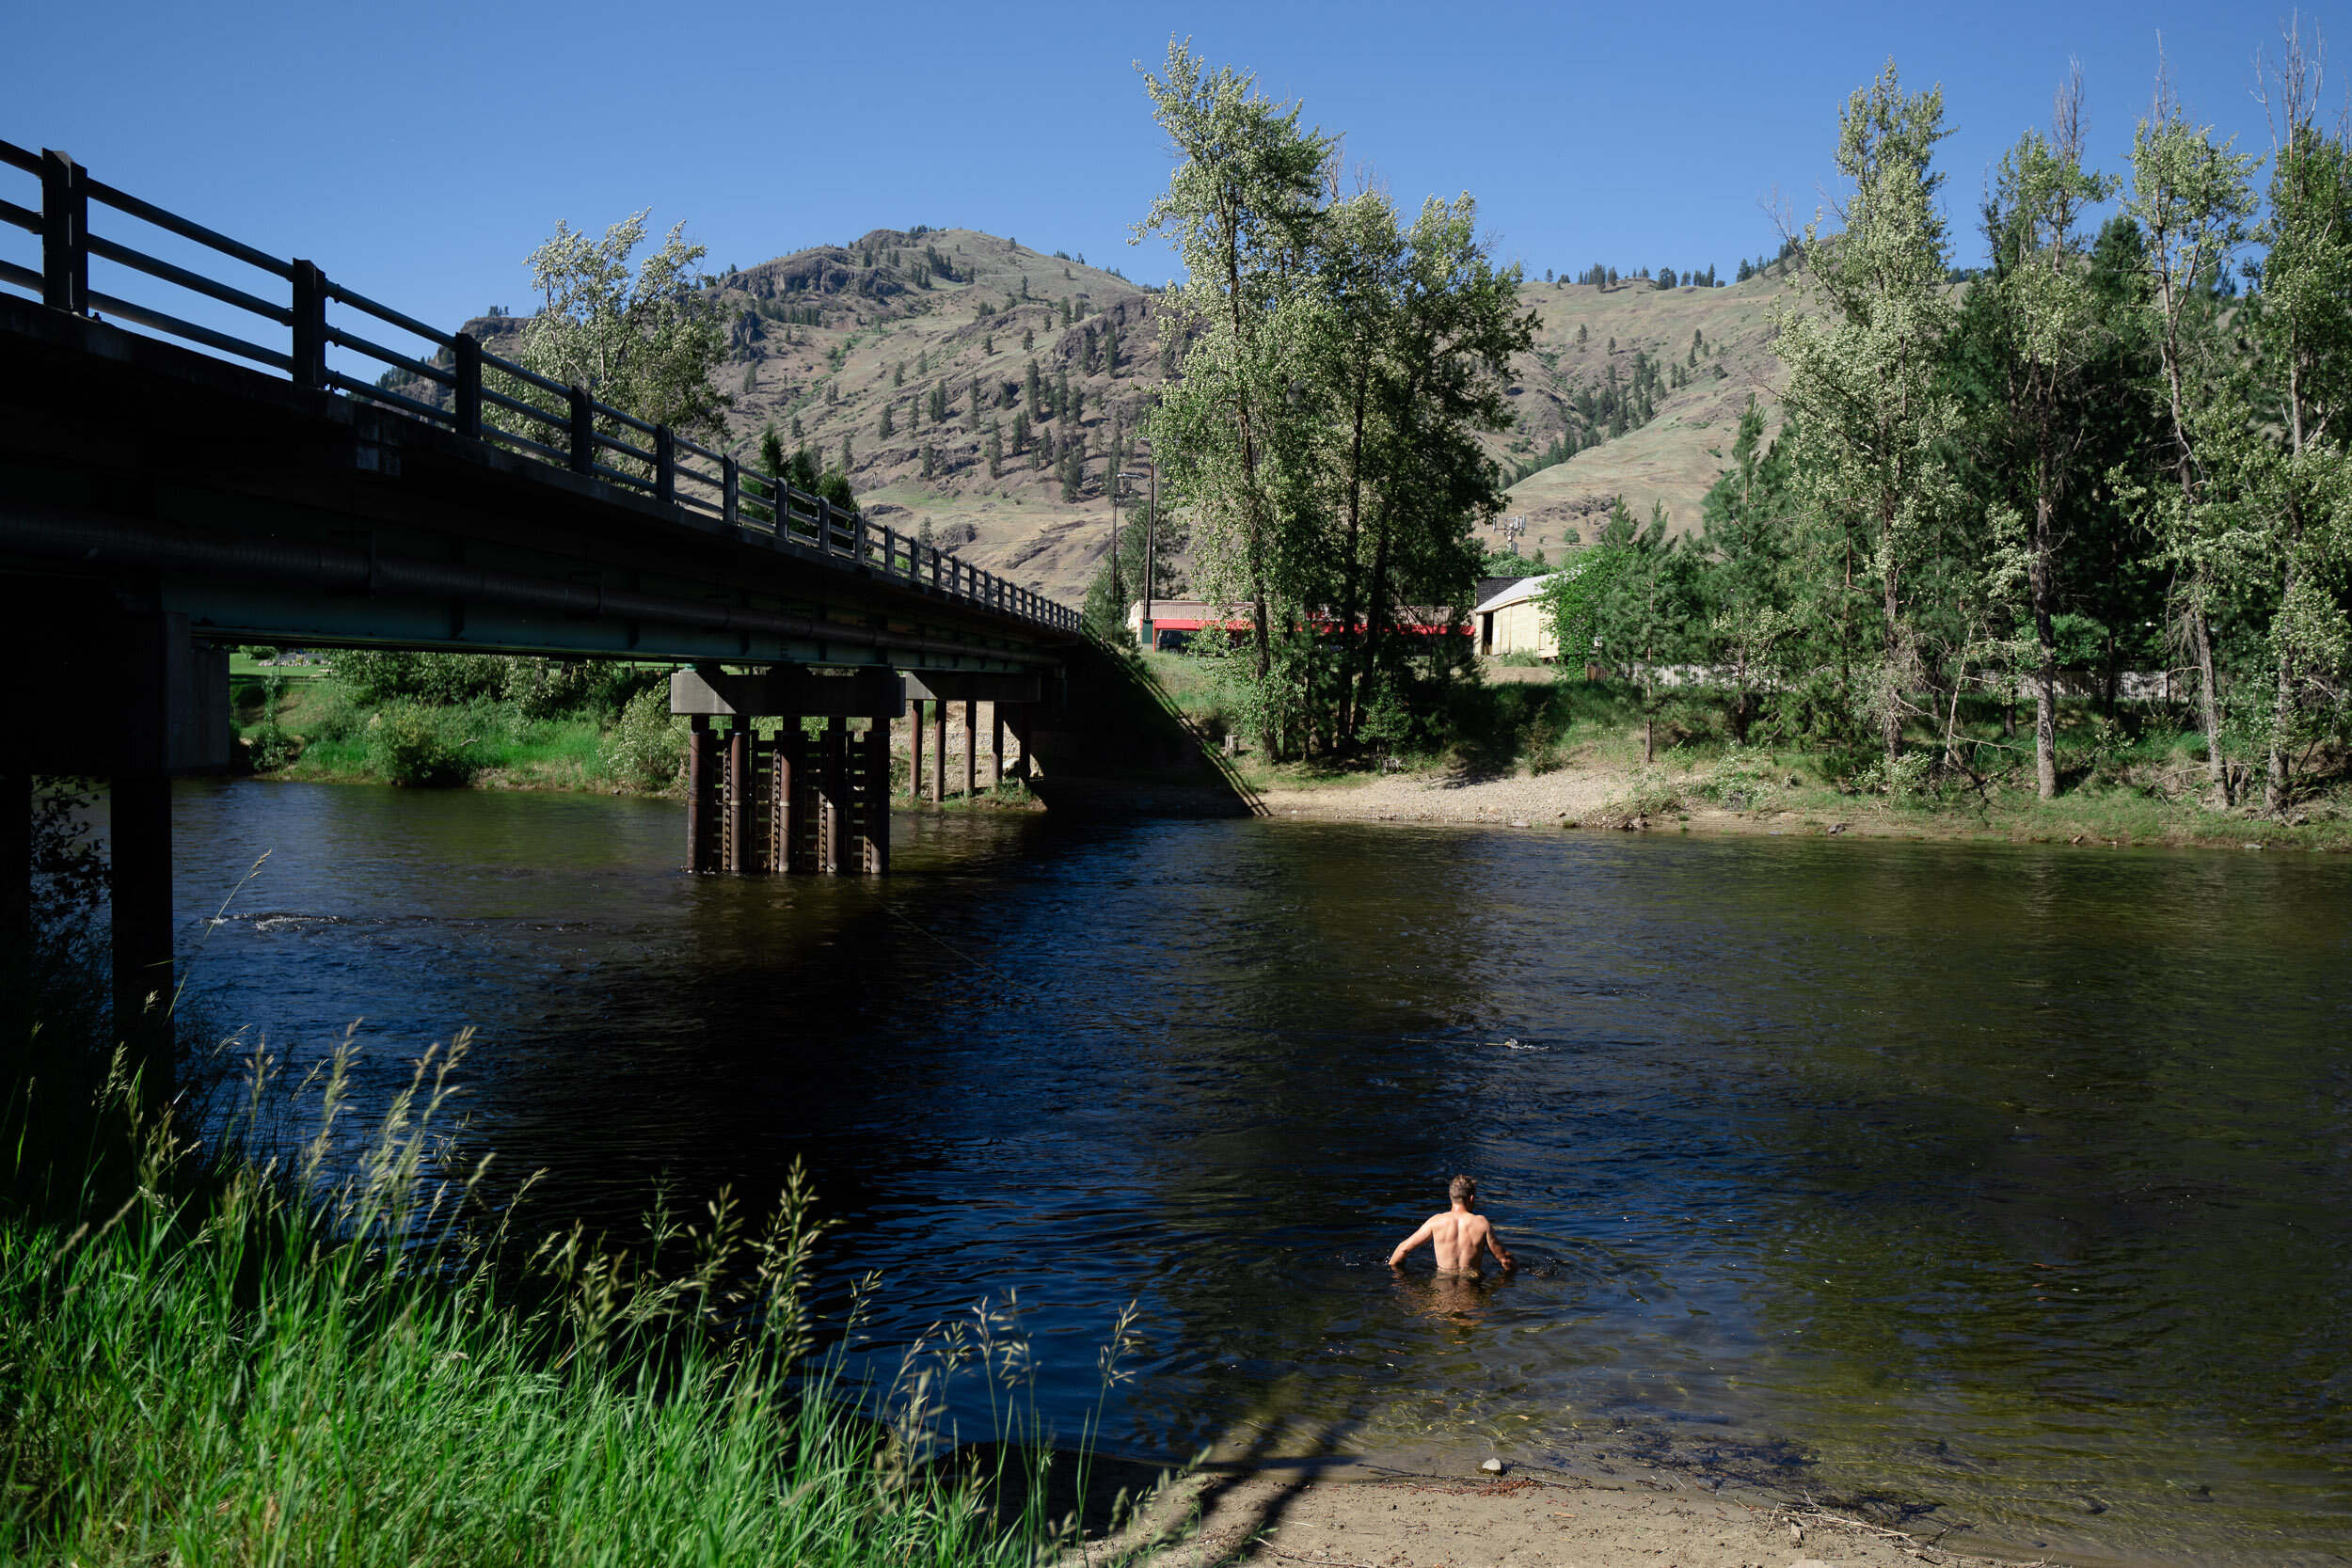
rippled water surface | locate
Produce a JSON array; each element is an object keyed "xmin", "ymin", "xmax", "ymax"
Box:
[{"xmin": 167, "ymin": 780, "xmax": 2351, "ymax": 1566}]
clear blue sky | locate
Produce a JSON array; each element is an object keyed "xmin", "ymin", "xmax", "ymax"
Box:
[{"xmin": 3, "ymin": 0, "xmax": 2323, "ymax": 335}]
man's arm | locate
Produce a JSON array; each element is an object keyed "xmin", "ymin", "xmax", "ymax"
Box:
[
  {"xmin": 1483, "ymin": 1220, "xmax": 1514, "ymax": 1271},
  {"xmin": 1389, "ymin": 1217, "xmax": 1436, "ymax": 1268}
]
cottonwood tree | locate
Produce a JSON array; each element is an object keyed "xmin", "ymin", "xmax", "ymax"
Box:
[
  {"xmin": 1316, "ymin": 190, "xmax": 1534, "ymax": 747},
  {"xmin": 1976, "ymin": 70, "xmax": 2121, "ymax": 797},
  {"xmin": 1772, "ymin": 61, "xmax": 1963, "ymax": 768},
  {"xmin": 2243, "ymin": 30, "xmax": 2352, "ymax": 810},
  {"xmin": 1136, "ymin": 40, "xmax": 1334, "ymax": 754},
  {"xmin": 2120, "ymin": 75, "xmax": 2257, "ymax": 803},
  {"xmin": 513, "ymin": 210, "xmax": 732, "ymax": 447}
]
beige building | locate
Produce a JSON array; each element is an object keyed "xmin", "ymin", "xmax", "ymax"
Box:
[{"xmin": 1472, "ymin": 576, "xmax": 1557, "ymax": 658}]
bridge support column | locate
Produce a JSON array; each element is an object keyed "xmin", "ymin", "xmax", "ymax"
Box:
[
  {"xmin": 686, "ymin": 715, "xmax": 718, "ymax": 873},
  {"xmin": 725, "ymin": 720, "xmax": 752, "ymax": 873},
  {"xmin": 818, "ymin": 717, "xmax": 848, "ymax": 874},
  {"xmin": 906, "ymin": 699, "xmax": 923, "ymax": 800},
  {"xmin": 855, "ymin": 721, "xmax": 890, "ymax": 875},
  {"xmin": 962, "ymin": 701, "xmax": 977, "ymax": 800},
  {"xmin": 991, "ymin": 705, "xmax": 1005, "ymax": 791},
  {"xmin": 769, "ymin": 721, "xmax": 799, "ymax": 872},
  {"xmin": 110, "ymin": 769, "xmax": 173, "ymax": 1094},
  {"xmin": 931, "ymin": 700, "xmax": 946, "ymax": 802}
]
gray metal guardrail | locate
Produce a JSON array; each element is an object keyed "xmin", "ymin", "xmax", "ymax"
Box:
[{"xmin": 0, "ymin": 140, "xmax": 1082, "ymax": 638}]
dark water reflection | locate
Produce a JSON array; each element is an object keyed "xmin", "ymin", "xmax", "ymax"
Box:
[{"xmin": 167, "ymin": 780, "xmax": 2351, "ymax": 1565}]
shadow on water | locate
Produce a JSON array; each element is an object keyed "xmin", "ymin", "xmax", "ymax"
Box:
[{"xmin": 163, "ymin": 779, "xmax": 2352, "ymax": 1567}]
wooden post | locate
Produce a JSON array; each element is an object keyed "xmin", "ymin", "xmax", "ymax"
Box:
[
  {"xmin": 40, "ymin": 150, "xmax": 87, "ymax": 316},
  {"xmin": 453, "ymin": 332, "xmax": 483, "ymax": 439},
  {"xmin": 962, "ymin": 700, "xmax": 977, "ymax": 800},
  {"xmin": 687, "ymin": 714, "xmax": 714, "ymax": 871},
  {"xmin": 568, "ymin": 385, "xmax": 596, "ymax": 474},
  {"xmin": 725, "ymin": 720, "xmax": 751, "ymax": 872},
  {"xmin": 906, "ymin": 698, "xmax": 924, "ymax": 800},
  {"xmin": 291, "ymin": 261, "xmax": 327, "ymax": 390},
  {"xmin": 991, "ymin": 704, "xmax": 1004, "ymax": 790},
  {"xmin": 931, "ymin": 698, "xmax": 947, "ymax": 801}
]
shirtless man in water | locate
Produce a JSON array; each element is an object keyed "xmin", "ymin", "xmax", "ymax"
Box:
[{"xmin": 1389, "ymin": 1176, "xmax": 1514, "ymax": 1275}]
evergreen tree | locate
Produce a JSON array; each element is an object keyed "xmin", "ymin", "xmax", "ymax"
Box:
[
  {"xmin": 838, "ymin": 434, "xmax": 854, "ymax": 474},
  {"xmin": 879, "ymin": 403, "xmax": 895, "ymax": 439},
  {"xmin": 893, "ymin": 360, "xmax": 905, "ymax": 388},
  {"xmin": 987, "ymin": 420, "xmax": 1003, "ymax": 478},
  {"xmin": 1022, "ymin": 326, "xmax": 1034, "ymax": 351},
  {"xmin": 1011, "ymin": 409, "xmax": 1030, "ymax": 454},
  {"xmin": 1025, "ymin": 359, "xmax": 1043, "ymax": 420},
  {"xmin": 920, "ymin": 442, "xmax": 935, "ymax": 480},
  {"xmin": 1104, "ymin": 319, "xmax": 1121, "ymax": 373},
  {"xmin": 970, "ymin": 376, "xmax": 982, "ymax": 431}
]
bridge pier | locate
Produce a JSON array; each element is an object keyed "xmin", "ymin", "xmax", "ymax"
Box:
[
  {"xmin": 672, "ymin": 666, "xmax": 899, "ymax": 875},
  {"xmin": 0, "ymin": 602, "xmax": 228, "ymax": 1101},
  {"xmin": 906, "ymin": 698, "xmax": 924, "ymax": 801}
]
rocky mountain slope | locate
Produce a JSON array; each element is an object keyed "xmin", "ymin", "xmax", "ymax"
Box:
[{"xmin": 458, "ymin": 232, "xmax": 1799, "ymax": 604}]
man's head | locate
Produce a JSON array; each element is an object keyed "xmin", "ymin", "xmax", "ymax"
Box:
[{"xmin": 1448, "ymin": 1174, "xmax": 1477, "ymax": 1208}]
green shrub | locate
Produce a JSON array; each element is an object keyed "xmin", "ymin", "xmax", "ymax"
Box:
[
  {"xmin": 605, "ymin": 686, "xmax": 685, "ymax": 791},
  {"xmin": 368, "ymin": 703, "xmax": 476, "ymax": 787}
]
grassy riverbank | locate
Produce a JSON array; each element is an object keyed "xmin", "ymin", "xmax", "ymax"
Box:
[
  {"xmin": 1139, "ymin": 654, "xmax": 2352, "ymax": 853},
  {"xmin": 0, "ymin": 960, "xmax": 1099, "ymax": 1566}
]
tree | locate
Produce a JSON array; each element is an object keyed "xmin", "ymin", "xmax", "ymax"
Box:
[
  {"xmin": 1105, "ymin": 320, "xmax": 1122, "ymax": 374},
  {"xmin": 1136, "ymin": 40, "xmax": 1335, "ymax": 754},
  {"xmin": 512, "ymin": 210, "xmax": 731, "ymax": 451},
  {"xmin": 1772, "ymin": 60, "xmax": 1963, "ymax": 768},
  {"xmin": 1975, "ymin": 70, "xmax": 2122, "ymax": 797},
  {"xmin": 1695, "ymin": 397, "xmax": 1797, "ymax": 743},
  {"xmin": 2243, "ymin": 34, "xmax": 2352, "ymax": 810},
  {"xmin": 2121, "ymin": 74, "xmax": 2258, "ymax": 803},
  {"xmin": 879, "ymin": 403, "xmax": 896, "ymax": 439}
]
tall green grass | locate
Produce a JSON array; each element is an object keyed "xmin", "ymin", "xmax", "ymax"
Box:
[{"xmin": 0, "ymin": 1031, "xmax": 1126, "ymax": 1566}]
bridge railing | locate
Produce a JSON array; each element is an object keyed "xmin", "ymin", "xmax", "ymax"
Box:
[{"xmin": 0, "ymin": 140, "xmax": 1081, "ymax": 639}]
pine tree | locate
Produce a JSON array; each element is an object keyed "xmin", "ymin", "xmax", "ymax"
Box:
[
  {"xmin": 987, "ymin": 421, "xmax": 1003, "ymax": 478},
  {"xmin": 839, "ymin": 434, "xmax": 854, "ymax": 474},
  {"xmin": 1577, "ymin": 323, "xmax": 1587, "ymax": 349},
  {"xmin": 879, "ymin": 403, "xmax": 896, "ymax": 439},
  {"xmin": 920, "ymin": 442, "xmax": 935, "ymax": 480},
  {"xmin": 1011, "ymin": 410, "xmax": 1030, "ymax": 454},
  {"xmin": 1055, "ymin": 368, "xmax": 1072, "ymax": 420},
  {"xmin": 1022, "ymin": 326, "xmax": 1034, "ymax": 351},
  {"xmin": 970, "ymin": 377, "xmax": 982, "ymax": 432},
  {"xmin": 893, "ymin": 361, "xmax": 905, "ymax": 388},
  {"xmin": 1025, "ymin": 359, "xmax": 1043, "ymax": 421},
  {"xmin": 1104, "ymin": 320, "xmax": 1121, "ymax": 374},
  {"xmin": 1690, "ymin": 329, "xmax": 1702, "ymax": 365},
  {"xmin": 790, "ymin": 414, "xmax": 803, "ymax": 437},
  {"xmin": 983, "ymin": 332, "xmax": 993, "ymax": 354}
]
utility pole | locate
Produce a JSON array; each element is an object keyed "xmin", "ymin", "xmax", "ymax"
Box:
[{"xmin": 1119, "ymin": 456, "xmax": 1158, "ymax": 651}]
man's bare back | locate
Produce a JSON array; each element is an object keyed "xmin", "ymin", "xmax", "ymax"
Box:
[{"xmin": 1390, "ymin": 1177, "xmax": 1514, "ymax": 1276}]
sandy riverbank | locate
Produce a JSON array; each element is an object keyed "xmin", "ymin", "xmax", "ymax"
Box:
[
  {"xmin": 1083, "ymin": 1461, "xmax": 2046, "ymax": 1568},
  {"xmin": 1252, "ymin": 763, "xmax": 2352, "ymax": 854}
]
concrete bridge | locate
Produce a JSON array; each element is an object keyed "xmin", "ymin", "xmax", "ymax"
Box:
[{"xmin": 0, "ymin": 140, "xmax": 1237, "ymax": 1095}]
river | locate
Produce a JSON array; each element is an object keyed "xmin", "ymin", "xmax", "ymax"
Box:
[{"xmin": 165, "ymin": 778, "xmax": 2350, "ymax": 1566}]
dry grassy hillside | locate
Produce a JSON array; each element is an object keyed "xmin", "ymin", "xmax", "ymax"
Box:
[
  {"xmin": 1481, "ymin": 262, "xmax": 1797, "ymax": 566},
  {"xmin": 457, "ymin": 239, "xmax": 1799, "ymax": 603}
]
